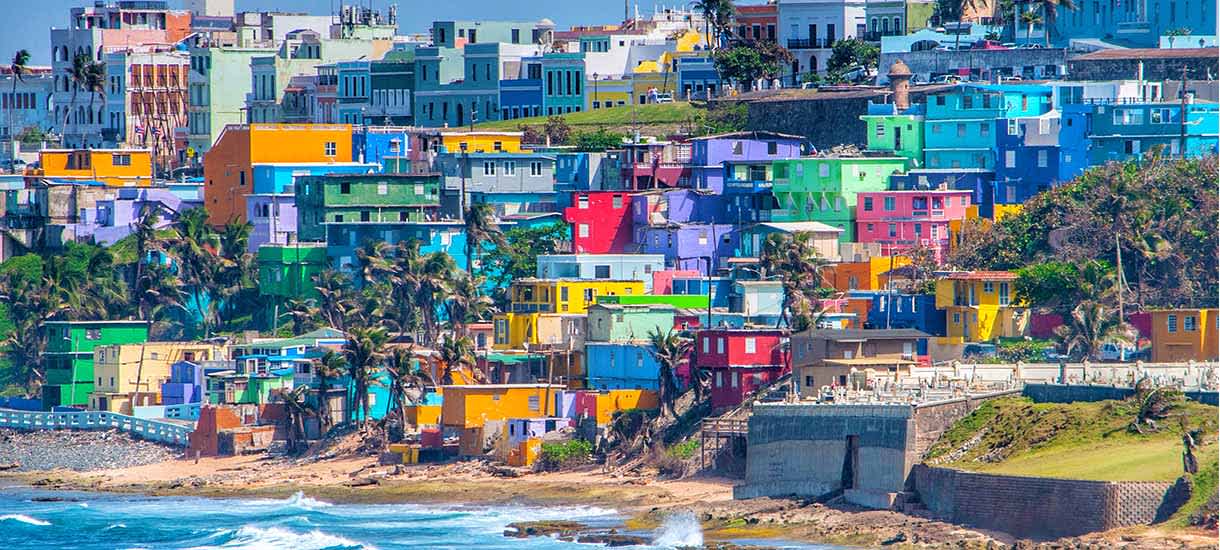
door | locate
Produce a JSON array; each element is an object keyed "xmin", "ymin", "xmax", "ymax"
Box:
[
  {"xmin": 894, "ymin": 126, "xmax": 902, "ymax": 149},
  {"xmin": 842, "ymin": 435, "xmax": 859, "ymax": 490}
]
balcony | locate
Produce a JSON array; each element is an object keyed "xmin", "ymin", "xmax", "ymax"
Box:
[
  {"xmin": 787, "ymin": 38, "xmax": 831, "ymax": 49},
  {"xmin": 723, "ymin": 179, "xmax": 773, "ymax": 192}
]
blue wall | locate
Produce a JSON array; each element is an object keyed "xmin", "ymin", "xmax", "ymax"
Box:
[
  {"xmin": 867, "ymin": 294, "xmax": 945, "ymax": 336},
  {"xmin": 252, "ymin": 163, "xmax": 379, "ymax": 195},
  {"xmin": 585, "ymin": 342, "xmax": 661, "ymax": 390}
]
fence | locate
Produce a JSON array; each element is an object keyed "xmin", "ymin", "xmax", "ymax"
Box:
[
  {"xmin": 0, "ymin": 408, "xmax": 192, "ymax": 446},
  {"xmin": 133, "ymin": 402, "xmax": 202, "ymax": 421}
]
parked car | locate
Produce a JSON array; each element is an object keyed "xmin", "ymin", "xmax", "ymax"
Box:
[
  {"xmin": 1001, "ymin": 75, "xmax": 1024, "ymax": 82},
  {"xmin": 654, "ymin": 93, "xmax": 674, "ymax": 104},
  {"xmin": 932, "ymin": 74, "xmax": 962, "ymax": 84},
  {"xmin": 1098, "ymin": 341, "xmax": 1136, "ymax": 362}
]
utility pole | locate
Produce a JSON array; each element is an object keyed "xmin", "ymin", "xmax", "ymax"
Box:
[{"xmin": 1179, "ymin": 65, "xmax": 1189, "ymax": 157}]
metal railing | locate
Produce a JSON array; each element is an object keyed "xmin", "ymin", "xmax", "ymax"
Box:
[
  {"xmin": 787, "ymin": 38, "xmax": 832, "ymax": 49},
  {"xmin": 0, "ymin": 408, "xmax": 192, "ymax": 446}
]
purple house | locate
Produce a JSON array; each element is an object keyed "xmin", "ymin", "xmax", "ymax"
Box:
[
  {"xmin": 161, "ymin": 360, "xmax": 227, "ymax": 405},
  {"xmin": 631, "ymin": 189, "xmax": 725, "ymax": 226},
  {"xmin": 247, "ymin": 194, "xmax": 297, "ymax": 253},
  {"xmin": 688, "ymin": 131, "xmax": 805, "ymax": 193},
  {"xmin": 636, "ymin": 223, "xmax": 738, "ymax": 275},
  {"xmin": 93, "ymin": 187, "xmax": 202, "ymax": 246}
]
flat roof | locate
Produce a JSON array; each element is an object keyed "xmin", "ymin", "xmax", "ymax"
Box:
[
  {"xmin": 1072, "ymin": 47, "xmax": 1218, "ymax": 60},
  {"xmin": 758, "ymin": 221, "xmax": 844, "ymax": 233},
  {"xmin": 799, "ymin": 328, "xmax": 930, "ymax": 340}
]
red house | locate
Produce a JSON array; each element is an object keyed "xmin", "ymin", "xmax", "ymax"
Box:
[
  {"xmin": 695, "ymin": 328, "xmax": 789, "ymax": 412},
  {"xmin": 564, "ymin": 191, "xmax": 635, "ymax": 253}
]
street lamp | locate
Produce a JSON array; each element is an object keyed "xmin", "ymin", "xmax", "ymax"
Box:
[{"xmin": 592, "ymin": 72, "xmax": 599, "ymax": 108}]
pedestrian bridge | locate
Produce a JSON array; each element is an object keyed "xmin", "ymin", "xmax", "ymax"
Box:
[{"xmin": 0, "ymin": 408, "xmax": 192, "ymax": 446}]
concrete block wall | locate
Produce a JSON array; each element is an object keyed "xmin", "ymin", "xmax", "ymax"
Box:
[
  {"xmin": 911, "ymin": 465, "xmax": 1177, "ymax": 539},
  {"xmin": 1024, "ymin": 384, "xmax": 1220, "ymax": 406}
]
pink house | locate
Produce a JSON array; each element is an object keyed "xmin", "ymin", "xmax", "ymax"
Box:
[
  {"xmin": 855, "ymin": 190, "xmax": 972, "ymax": 262},
  {"xmin": 652, "ymin": 269, "xmax": 701, "ymax": 294}
]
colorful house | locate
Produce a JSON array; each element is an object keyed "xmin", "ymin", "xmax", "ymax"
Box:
[
  {"xmin": 245, "ymin": 161, "xmax": 381, "ymax": 251},
  {"xmin": 861, "ymin": 110, "xmax": 924, "ymax": 166},
  {"xmin": 696, "ymin": 328, "xmax": 788, "ymax": 412},
  {"xmin": 585, "ymin": 342, "xmax": 663, "ymax": 390},
  {"xmin": 295, "ymin": 172, "xmax": 443, "ymax": 242},
  {"xmin": 565, "ymin": 191, "xmax": 635, "ymax": 254},
  {"xmin": 620, "ymin": 140, "xmax": 691, "ymax": 190},
  {"xmin": 29, "ymin": 149, "xmax": 154, "ymax": 187},
  {"xmin": 161, "ymin": 360, "xmax": 229, "ymax": 406},
  {"xmin": 769, "ymin": 156, "xmax": 908, "ymax": 241},
  {"xmin": 89, "ymin": 341, "xmax": 229, "ymax": 414},
  {"xmin": 1148, "ymin": 309, "xmax": 1219, "ymax": 363},
  {"xmin": 536, "ymin": 254, "xmax": 665, "ymax": 291},
  {"xmin": 824, "ymin": 256, "xmax": 911, "ymax": 292},
  {"xmin": 934, "ymin": 271, "xmax": 1028, "ymax": 343},
  {"xmin": 635, "ymin": 223, "xmax": 738, "ymax": 275},
  {"xmin": 504, "ymin": 279, "xmax": 645, "ymax": 315},
  {"xmin": 1086, "ymin": 101, "xmax": 1220, "ymax": 164},
  {"xmin": 587, "ymin": 303, "xmax": 677, "ymax": 342},
  {"xmin": 737, "ymin": 221, "xmax": 843, "ymax": 261},
  {"xmin": 854, "ymin": 190, "xmax": 972, "ymax": 262},
  {"xmin": 791, "ymin": 328, "xmax": 928, "ymax": 392},
  {"xmin": 438, "ymin": 131, "xmax": 525, "ymax": 154},
  {"xmin": 867, "ymin": 293, "xmax": 945, "ymax": 336},
  {"xmin": 256, "ymin": 243, "xmax": 329, "ymax": 302},
  {"xmin": 40, "ymin": 320, "xmax": 149, "ymax": 409},
  {"xmin": 203, "ymin": 123, "xmax": 354, "ymax": 224},
  {"xmin": 688, "ymin": 131, "xmax": 804, "ymax": 192},
  {"xmin": 440, "ymin": 384, "xmax": 561, "ymax": 429},
  {"xmin": 597, "ymin": 294, "xmax": 711, "ymax": 309}
]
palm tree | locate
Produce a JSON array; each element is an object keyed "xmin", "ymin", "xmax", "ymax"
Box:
[
  {"xmin": 343, "ymin": 326, "xmax": 388, "ymax": 425},
  {"xmin": 355, "ymin": 240, "xmax": 394, "ymax": 287},
  {"xmin": 82, "ymin": 60, "xmax": 106, "ymax": 147},
  {"xmin": 280, "ymin": 385, "xmax": 315, "ymax": 453},
  {"xmin": 1038, "ymin": 0, "xmax": 1076, "ymax": 47},
  {"xmin": 445, "ymin": 272, "xmax": 493, "ymax": 338},
  {"xmin": 649, "ymin": 327, "xmax": 692, "ymax": 419},
  {"xmin": 690, "ymin": 0, "xmax": 734, "ymax": 50},
  {"xmin": 62, "ymin": 53, "xmax": 91, "ymax": 139},
  {"xmin": 1053, "ymin": 301, "xmax": 1135, "ymax": 360},
  {"xmin": 285, "ymin": 298, "xmax": 321, "ymax": 335},
  {"xmin": 1020, "ymin": 7, "xmax": 1043, "ymax": 45},
  {"xmin": 134, "ymin": 261, "xmax": 186, "ymax": 332},
  {"xmin": 439, "ymin": 335, "xmax": 477, "ymax": 384},
  {"xmin": 463, "ymin": 203, "xmax": 507, "ymax": 277},
  {"xmin": 171, "ymin": 208, "xmax": 221, "ymax": 336},
  {"xmin": 314, "ymin": 349, "xmax": 347, "ymax": 430},
  {"xmin": 7, "ymin": 49, "xmax": 30, "ymax": 158},
  {"xmin": 314, "ymin": 269, "xmax": 355, "ymax": 331},
  {"xmin": 760, "ymin": 231, "xmax": 829, "ymax": 329},
  {"xmin": 384, "ymin": 346, "xmax": 431, "ymax": 436}
]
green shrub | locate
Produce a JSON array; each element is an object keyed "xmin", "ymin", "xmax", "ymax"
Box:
[
  {"xmin": 538, "ymin": 439, "xmax": 593, "ymax": 470},
  {"xmin": 667, "ymin": 439, "xmax": 701, "ymax": 459}
]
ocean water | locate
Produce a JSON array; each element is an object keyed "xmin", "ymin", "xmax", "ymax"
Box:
[{"xmin": 0, "ymin": 487, "xmax": 821, "ymax": 549}]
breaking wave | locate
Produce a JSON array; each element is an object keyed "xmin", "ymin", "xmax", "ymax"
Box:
[
  {"xmin": 0, "ymin": 514, "xmax": 51, "ymax": 526},
  {"xmin": 652, "ymin": 511, "xmax": 704, "ymax": 548},
  {"xmin": 195, "ymin": 525, "xmax": 372, "ymax": 550}
]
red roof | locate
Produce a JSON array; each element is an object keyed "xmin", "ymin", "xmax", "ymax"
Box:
[
  {"xmin": 1072, "ymin": 47, "xmax": 1218, "ymax": 60},
  {"xmin": 945, "ymin": 271, "xmax": 1018, "ymax": 281}
]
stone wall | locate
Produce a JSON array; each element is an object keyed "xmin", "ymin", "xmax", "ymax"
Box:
[
  {"xmin": 878, "ymin": 48, "xmax": 1069, "ymax": 83},
  {"xmin": 1024, "ymin": 384, "xmax": 1219, "ymax": 406},
  {"xmin": 910, "ymin": 465, "xmax": 1181, "ymax": 539},
  {"xmin": 744, "ymin": 87, "xmax": 947, "ymax": 151},
  {"xmin": 911, "ymin": 391, "xmax": 1020, "ymax": 456},
  {"xmin": 734, "ymin": 404, "xmax": 917, "ymax": 505},
  {"xmin": 1068, "ymin": 54, "xmax": 1219, "ymax": 82}
]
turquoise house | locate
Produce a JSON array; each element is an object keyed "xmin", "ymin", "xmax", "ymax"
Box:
[
  {"xmin": 586, "ymin": 303, "xmax": 677, "ymax": 343},
  {"xmin": 1086, "ymin": 101, "xmax": 1220, "ymax": 164},
  {"xmin": 923, "ymin": 84, "xmax": 1053, "ymax": 170}
]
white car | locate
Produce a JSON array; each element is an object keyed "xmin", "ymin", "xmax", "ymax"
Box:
[
  {"xmin": 654, "ymin": 93, "xmax": 674, "ymax": 104},
  {"xmin": 1098, "ymin": 341, "xmax": 1135, "ymax": 362}
]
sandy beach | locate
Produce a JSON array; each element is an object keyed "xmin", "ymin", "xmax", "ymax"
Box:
[{"xmin": 4, "ymin": 447, "xmax": 1216, "ymax": 549}]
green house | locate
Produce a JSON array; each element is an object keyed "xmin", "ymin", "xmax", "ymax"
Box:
[
  {"xmin": 769, "ymin": 157, "xmax": 909, "ymax": 241},
  {"xmin": 257, "ymin": 243, "xmax": 329, "ymax": 300},
  {"xmin": 586, "ymin": 303, "xmax": 677, "ymax": 343},
  {"xmin": 861, "ymin": 113, "xmax": 924, "ymax": 166},
  {"xmin": 596, "ymin": 294, "xmax": 710, "ymax": 309},
  {"xmin": 41, "ymin": 320, "xmax": 149, "ymax": 409},
  {"xmin": 295, "ymin": 173, "xmax": 443, "ymax": 242}
]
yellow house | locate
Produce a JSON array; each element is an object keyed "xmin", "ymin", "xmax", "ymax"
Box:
[
  {"xmin": 30, "ymin": 149, "xmax": 155, "ymax": 187},
  {"xmin": 826, "ymin": 256, "xmax": 911, "ymax": 292},
  {"xmin": 935, "ymin": 271, "xmax": 1028, "ymax": 343},
  {"xmin": 89, "ymin": 342, "xmax": 229, "ymax": 414},
  {"xmin": 440, "ymin": 384, "xmax": 560, "ymax": 429},
  {"xmin": 591, "ymin": 389, "xmax": 659, "ymax": 425},
  {"xmin": 439, "ymin": 131, "xmax": 523, "ymax": 154},
  {"xmin": 1149, "ymin": 309, "xmax": 1219, "ymax": 362},
  {"xmin": 587, "ymin": 77, "xmax": 632, "ymax": 110},
  {"xmin": 492, "ymin": 312, "xmax": 586, "ymax": 351},
  {"xmin": 505, "ymin": 279, "xmax": 644, "ymax": 315}
]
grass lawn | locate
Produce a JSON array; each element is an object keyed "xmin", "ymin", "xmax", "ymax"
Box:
[
  {"xmin": 473, "ymin": 102, "xmax": 703, "ymax": 132},
  {"xmin": 927, "ymin": 396, "xmax": 1219, "ymax": 482}
]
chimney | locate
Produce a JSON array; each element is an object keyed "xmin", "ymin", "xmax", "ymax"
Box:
[{"xmin": 888, "ymin": 60, "xmax": 913, "ymax": 112}]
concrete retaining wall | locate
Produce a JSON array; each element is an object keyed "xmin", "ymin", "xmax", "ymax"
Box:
[
  {"xmin": 1024, "ymin": 384, "xmax": 1219, "ymax": 406},
  {"xmin": 911, "ymin": 465, "xmax": 1183, "ymax": 539}
]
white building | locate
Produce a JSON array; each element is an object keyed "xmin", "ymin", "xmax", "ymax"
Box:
[
  {"xmin": 184, "ymin": 0, "xmax": 234, "ymax": 18},
  {"xmin": 1, "ymin": 68, "xmax": 55, "ymax": 163},
  {"xmin": 777, "ymin": 0, "xmax": 869, "ymax": 83}
]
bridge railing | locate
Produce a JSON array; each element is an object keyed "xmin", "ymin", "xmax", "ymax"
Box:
[{"xmin": 0, "ymin": 408, "xmax": 191, "ymax": 446}]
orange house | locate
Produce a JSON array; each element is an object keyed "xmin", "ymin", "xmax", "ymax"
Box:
[
  {"xmin": 1149, "ymin": 309, "xmax": 1218, "ymax": 362},
  {"xmin": 202, "ymin": 124, "xmax": 353, "ymax": 224},
  {"xmin": 30, "ymin": 149, "xmax": 155, "ymax": 187},
  {"xmin": 824, "ymin": 256, "xmax": 911, "ymax": 293}
]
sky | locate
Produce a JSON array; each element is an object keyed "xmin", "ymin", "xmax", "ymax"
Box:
[{"xmin": 1, "ymin": 0, "xmax": 710, "ymax": 66}]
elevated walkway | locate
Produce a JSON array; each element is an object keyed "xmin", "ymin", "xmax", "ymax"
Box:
[{"xmin": 0, "ymin": 408, "xmax": 192, "ymax": 446}]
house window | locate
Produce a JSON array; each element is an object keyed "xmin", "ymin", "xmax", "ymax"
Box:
[
  {"xmin": 1007, "ymin": 119, "xmax": 1018, "ymax": 135},
  {"xmin": 1168, "ymin": 314, "xmax": 1178, "ymax": 333},
  {"xmin": 818, "ymin": 164, "xmax": 829, "ymax": 177},
  {"xmin": 612, "ymin": 195, "xmax": 622, "ymax": 209},
  {"xmin": 956, "ymin": 123, "xmax": 966, "ymax": 137},
  {"xmin": 1036, "ymin": 150, "xmax": 1048, "ymax": 168},
  {"xmin": 731, "ymin": 371, "xmax": 739, "ymax": 388},
  {"xmin": 324, "ymin": 142, "xmax": 336, "ymax": 156},
  {"xmin": 483, "ymin": 161, "xmax": 495, "ymax": 175},
  {"xmin": 503, "ymin": 160, "xmax": 516, "ymax": 174},
  {"xmin": 85, "ymin": 329, "xmax": 101, "ymax": 340},
  {"xmin": 744, "ymin": 337, "xmax": 756, "ymax": 354},
  {"xmin": 112, "ymin": 154, "xmax": 131, "ymax": 166},
  {"xmin": 715, "ymin": 371, "xmax": 723, "ymax": 387},
  {"xmin": 862, "ymin": 197, "xmax": 873, "ymax": 211},
  {"xmin": 767, "ymin": 141, "xmax": 778, "ymax": 154},
  {"xmin": 875, "ymin": 123, "xmax": 885, "ymax": 138},
  {"xmin": 377, "ymin": 182, "xmax": 388, "ymax": 195},
  {"xmin": 983, "ymin": 281, "xmax": 994, "ymax": 293},
  {"xmin": 530, "ymin": 161, "xmax": 543, "ymax": 176},
  {"xmin": 1005, "ymin": 150, "xmax": 1016, "ymax": 168},
  {"xmin": 999, "ymin": 282, "xmax": 1010, "ymax": 305},
  {"xmin": 340, "ymin": 182, "xmax": 351, "ymax": 194},
  {"xmin": 717, "ymin": 338, "xmax": 725, "ymax": 354},
  {"xmin": 1185, "ymin": 315, "xmax": 1197, "ymax": 331},
  {"xmin": 578, "ymin": 224, "xmax": 590, "ymax": 238},
  {"xmin": 888, "ymin": 223, "xmax": 897, "ymax": 237},
  {"xmin": 703, "ymin": 337, "xmax": 710, "ymax": 353},
  {"xmin": 953, "ymin": 312, "xmax": 961, "ymax": 324},
  {"xmin": 577, "ymin": 195, "xmax": 589, "ymax": 209},
  {"xmin": 980, "ymin": 123, "xmax": 989, "ymax": 136},
  {"xmin": 883, "ymin": 196, "xmax": 895, "ymax": 211},
  {"xmin": 732, "ymin": 141, "xmax": 743, "ymax": 154}
]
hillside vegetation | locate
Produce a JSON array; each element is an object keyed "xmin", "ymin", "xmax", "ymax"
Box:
[{"xmin": 926, "ymin": 396, "xmax": 1217, "ymax": 482}]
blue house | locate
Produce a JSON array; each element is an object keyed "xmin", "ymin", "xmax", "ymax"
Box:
[
  {"xmin": 536, "ymin": 253, "xmax": 666, "ymax": 291},
  {"xmin": 993, "ymin": 114, "xmax": 1089, "ymax": 205},
  {"xmin": 677, "ymin": 54, "xmax": 720, "ymax": 100},
  {"xmin": 1051, "ymin": 0, "xmax": 1217, "ymax": 48},
  {"xmin": 866, "ymin": 293, "xmax": 945, "ymax": 336},
  {"xmin": 923, "ymin": 85, "xmax": 1053, "ymax": 171},
  {"xmin": 554, "ymin": 152, "xmax": 621, "ymax": 196},
  {"xmin": 585, "ymin": 342, "xmax": 661, "ymax": 390},
  {"xmin": 672, "ymin": 276, "xmax": 733, "ymax": 308},
  {"xmin": 327, "ymin": 222, "xmax": 469, "ymax": 273},
  {"xmin": 1085, "ymin": 100, "xmax": 1220, "ymax": 164}
]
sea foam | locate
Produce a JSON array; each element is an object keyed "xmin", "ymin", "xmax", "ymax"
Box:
[
  {"xmin": 196, "ymin": 525, "xmax": 373, "ymax": 550},
  {"xmin": 652, "ymin": 511, "xmax": 704, "ymax": 548},
  {"xmin": 0, "ymin": 514, "xmax": 51, "ymax": 526}
]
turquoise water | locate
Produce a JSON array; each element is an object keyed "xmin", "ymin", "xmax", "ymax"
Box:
[{"xmin": 0, "ymin": 487, "xmax": 821, "ymax": 549}]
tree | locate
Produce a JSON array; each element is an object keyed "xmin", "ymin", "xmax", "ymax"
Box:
[
  {"xmin": 445, "ymin": 272, "xmax": 492, "ymax": 338},
  {"xmin": 760, "ymin": 231, "xmax": 830, "ymax": 329},
  {"xmin": 1052, "ymin": 301, "xmax": 1135, "ymax": 360},
  {"xmin": 827, "ymin": 39, "xmax": 879, "ymax": 73},
  {"xmin": 463, "ymin": 202, "xmax": 507, "ymax": 277},
  {"xmin": 285, "ymin": 298, "xmax": 321, "ymax": 335},
  {"xmin": 713, "ymin": 46, "xmax": 778, "ymax": 88},
  {"xmin": 649, "ymin": 327, "xmax": 692, "ymax": 419},
  {"xmin": 383, "ymin": 346, "xmax": 431, "ymax": 437},
  {"xmin": 691, "ymin": 0, "xmax": 735, "ymax": 51},
  {"xmin": 1015, "ymin": 260, "xmax": 1115, "ymax": 316},
  {"xmin": 62, "ymin": 53, "xmax": 91, "ymax": 136},
  {"xmin": 482, "ymin": 223, "xmax": 569, "ymax": 300},
  {"xmin": 1020, "ymin": 7, "xmax": 1043, "ymax": 44},
  {"xmin": 314, "ymin": 269, "xmax": 355, "ymax": 331},
  {"xmin": 343, "ymin": 326, "xmax": 388, "ymax": 425},
  {"xmin": 571, "ymin": 128, "xmax": 626, "ymax": 152},
  {"xmin": 1038, "ymin": 0, "xmax": 1077, "ymax": 47},
  {"xmin": 542, "ymin": 115, "xmax": 570, "ymax": 145},
  {"xmin": 279, "ymin": 385, "xmax": 315, "ymax": 453},
  {"xmin": 7, "ymin": 50, "xmax": 30, "ymax": 158},
  {"xmin": 314, "ymin": 349, "xmax": 347, "ymax": 430},
  {"xmin": 439, "ymin": 335, "xmax": 477, "ymax": 384},
  {"xmin": 82, "ymin": 60, "xmax": 106, "ymax": 146}
]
